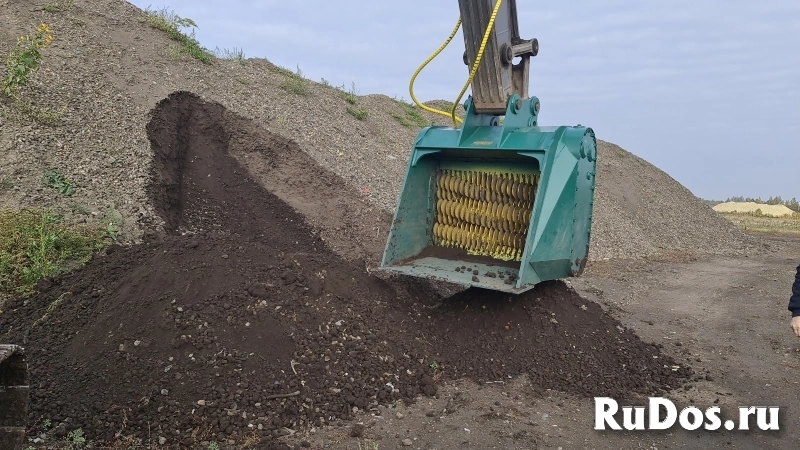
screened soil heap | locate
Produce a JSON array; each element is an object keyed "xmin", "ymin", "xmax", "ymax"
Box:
[{"xmin": 0, "ymin": 92, "xmax": 695, "ymax": 448}]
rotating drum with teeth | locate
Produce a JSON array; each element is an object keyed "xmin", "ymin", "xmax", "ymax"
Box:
[{"xmin": 380, "ymin": 94, "xmax": 596, "ymax": 293}]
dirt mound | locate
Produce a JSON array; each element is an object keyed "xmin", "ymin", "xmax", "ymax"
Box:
[
  {"xmin": 589, "ymin": 141, "xmax": 764, "ymax": 260},
  {"xmin": 0, "ymin": 92, "xmax": 694, "ymax": 448},
  {"xmin": 425, "ymin": 283, "xmax": 691, "ymax": 398}
]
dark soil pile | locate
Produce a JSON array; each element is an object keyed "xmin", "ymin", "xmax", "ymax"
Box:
[
  {"xmin": 0, "ymin": 92, "xmax": 694, "ymax": 449},
  {"xmin": 425, "ymin": 284, "xmax": 692, "ymax": 397}
]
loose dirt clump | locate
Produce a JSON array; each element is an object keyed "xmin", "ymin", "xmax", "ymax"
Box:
[
  {"xmin": 424, "ymin": 282, "xmax": 693, "ymax": 399},
  {"xmin": 0, "ymin": 92, "xmax": 693, "ymax": 448}
]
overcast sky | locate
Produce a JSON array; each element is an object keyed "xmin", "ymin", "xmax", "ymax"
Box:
[{"xmin": 129, "ymin": 0, "xmax": 800, "ymax": 201}]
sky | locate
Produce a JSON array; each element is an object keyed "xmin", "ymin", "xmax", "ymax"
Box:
[{"xmin": 129, "ymin": 0, "xmax": 800, "ymax": 201}]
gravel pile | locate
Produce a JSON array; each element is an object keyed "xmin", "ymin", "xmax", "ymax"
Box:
[
  {"xmin": 0, "ymin": 0, "xmax": 765, "ymax": 263},
  {"xmin": 588, "ymin": 141, "xmax": 765, "ymax": 260}
]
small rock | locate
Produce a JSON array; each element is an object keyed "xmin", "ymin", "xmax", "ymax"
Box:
[
  {"xmin": 52, "ymin": 424, "xmax": 67, "ymax": 438},
  {"xmin": 396, "ymin": 412, "xmax": 404, "ymax": 419},
  {"xmin": 197, "ymin": 400, "xmax": 206, "ymax": 406},
  {"xmin": 349, "ymin": 423, "xmax": 365, "ymax": 437},
  {"xmin": 161, "ymin": 389, "xmax": 169, "ymax": 395},
  {"xmin": 159, "ymin": 437, "xmax": 167, "ymax": 445},
  {"xmin": 402, "ymin": 438, "xmax": 413, "ymax": 446}
]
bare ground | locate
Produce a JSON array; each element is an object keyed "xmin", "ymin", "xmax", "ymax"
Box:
[{"xmin": 284, "ymin": 233, "xmax": 800, "ymax": 449}]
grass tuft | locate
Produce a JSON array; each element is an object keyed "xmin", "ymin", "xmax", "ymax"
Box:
[
  {"xmin": 213, "ymin": 46, "xmax": 246, "ymax": 64},
  {"xmin": 142, "ymin": 6, "xmax": 213, "ymax": 64},
  {"xmin": 12, "ymin": 98, "xmax": 66, "ymax": 125},
  {"xmin": 0, "ymin": 209, "xmax": 107, "ymax": 299},
  {"xmin": 39, "ymin": 0, "xmax": 75, "ymax": 13},
  {"xmin": 347, "ymin": 106, "xmax": 368, "ymax": 121},
  {"xmin": 390, "ymin": 100, "xmax": 429, "ymax": 128},
  {"xmin": 273, "ymin": 65, "xmax": 311, "ymax": 96},
  {"xmin": 43, "ymin": 169, "xmax": 73, "ymax": 196},
  {"xmin": 336, "ymin": 82, "xmax": 359, "ymax": 105}
]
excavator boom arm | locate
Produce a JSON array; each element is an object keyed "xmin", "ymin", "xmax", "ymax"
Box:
[{"xmin": 458, "ymin": 0, "xmax": 538, "ymax": 115}]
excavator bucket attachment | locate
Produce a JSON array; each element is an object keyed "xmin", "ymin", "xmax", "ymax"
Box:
[
  {"xmin": 380, "ymin": 95, "xmax": 596, "ymax": 293},
  {"xmin": 0, "ymin": 345, "xmax": 29, "ymax": 450}
]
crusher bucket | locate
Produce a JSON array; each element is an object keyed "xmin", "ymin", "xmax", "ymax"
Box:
[
  {"xmin": 379, "ymin": 0, "xmax": 597, "ymax": 293},
  {"xmin": 380, "ymin": 95, "xmax": 597, "ymax": 293}
]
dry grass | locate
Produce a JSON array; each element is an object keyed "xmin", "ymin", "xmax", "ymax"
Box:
[{"xmin": 717, "ymin": 212, "xmax": 800, "ymax": 235}]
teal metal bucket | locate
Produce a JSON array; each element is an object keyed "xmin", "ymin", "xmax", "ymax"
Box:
[{"xmin": 380, "ymin": 95, "xmax": 597, "ymax": 293}]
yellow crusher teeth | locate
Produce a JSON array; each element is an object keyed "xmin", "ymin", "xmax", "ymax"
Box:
[{"xmin": 432, "ymin": 169, "xmax": 539, "ymax": 261}]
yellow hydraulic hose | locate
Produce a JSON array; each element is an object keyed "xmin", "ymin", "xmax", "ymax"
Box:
[
  {"xmin": 408, "ymin": 0, "xmax": 505, "ymax": 128},
  {"xmin": 408, "ymin": 18, "xmax": 464, "ymax": 124}
]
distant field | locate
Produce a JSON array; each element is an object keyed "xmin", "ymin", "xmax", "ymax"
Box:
[{"xmin": 717, "ymin": 212, "xmax": 800, "ymax": 235}]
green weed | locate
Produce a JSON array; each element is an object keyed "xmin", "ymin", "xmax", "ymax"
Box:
[
  {"xmin": 99, "ymin": 208, "xmax": 124, "ymax": 241},
  {"xmin": 275, "ymin": 65, "xmax": 310, "ymax": 96},
  {"xmin": 39, "ymin": 0, "xmax": 75, "ymax": 13},
  {"xmin": 142, "ymin": 7, "xmax": 212, "ymax": 63},
  {"xmin": 64, "ymin": 428, "xmax": 93, "ymax": 449},
  {"xmin": 268, "ymin": 63, "xmax": 298, "ymax": 78},
  {"xmin": 390, "ymin": 102, "xmax": 429, "ymax": 128},
  {"xmin": 403, "ymin": 106, "xmax": 428, "ymax": 127},
  {"xmin": 347, "ymin": 106, "xmax": 368, "ymax": 120},
  {"xmin": 0, "ymin": 209, "xmax": 106, "ymax": 298},
  {"xmin": 336, "ymin": 82, "xmax": 359, "ymax": 105},
  {"xmin": 3, "ymin": 22, "xmax": 54, "ymax": 96},
  {"xmin": 43, "ymin": 169, "xmax": 73, "ymax": 196},
  {"xmin": 213, "ymin": 46, "xmax": 246, "ymax": 64},
  {"xmin": 390, "ymin": 112, "xmax": 411, "ymax": 127}
]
